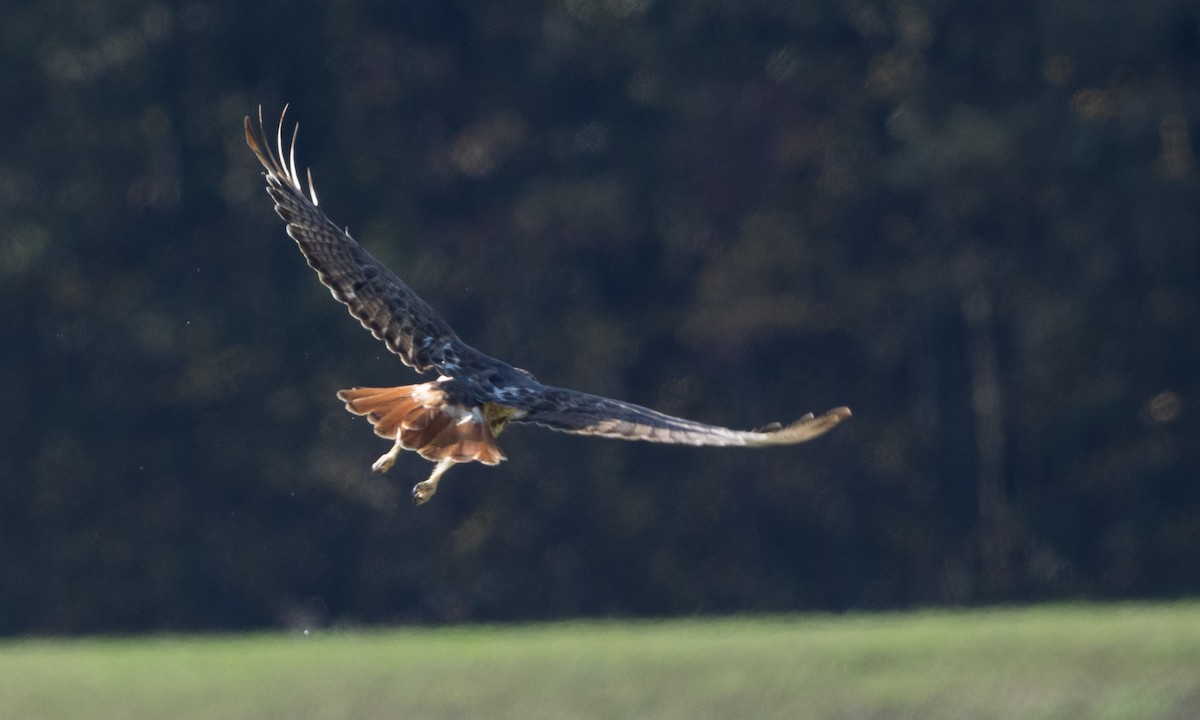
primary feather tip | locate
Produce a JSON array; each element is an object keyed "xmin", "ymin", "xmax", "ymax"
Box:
[{"xmin": 753, "ymin": 406, "xmax": 851, "ymax": 445}]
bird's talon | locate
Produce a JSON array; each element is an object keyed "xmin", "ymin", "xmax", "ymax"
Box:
[
  {"xmin": 372, "ymin": 443, "xmax": 403, "ymax": 474},
  {"xmin": 412, "ymin": 481, "xmax": 436, "ymax": 505}
]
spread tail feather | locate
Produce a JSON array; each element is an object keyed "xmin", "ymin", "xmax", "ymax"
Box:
[{"xmin": 337, "ymin": 384, "xmax": 506, "ymax": 466}]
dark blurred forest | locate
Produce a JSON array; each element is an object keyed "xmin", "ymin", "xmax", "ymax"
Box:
[{"xmin": 1, "ymin": 0, "xmax": 1198, "ymax": 634}]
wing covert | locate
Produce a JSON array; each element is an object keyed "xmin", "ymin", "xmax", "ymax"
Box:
[{"xmin": 245, "ymin": 109, "xmax": 480, "ymax": 376}]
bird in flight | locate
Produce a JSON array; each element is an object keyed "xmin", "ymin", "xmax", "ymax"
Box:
[{"xmin": 245, "ymin": 108, "xmax": 850, "ymax": 505}]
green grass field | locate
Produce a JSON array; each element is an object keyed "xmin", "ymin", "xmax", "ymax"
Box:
[{"xmin": 1, "ymin": 603, "xmax": 1198, "ymax": 719}]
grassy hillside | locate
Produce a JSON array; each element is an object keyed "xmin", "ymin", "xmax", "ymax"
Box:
[{"xmin": 2, "ymin": 603, "xmax": 1198, "ymax": 719}]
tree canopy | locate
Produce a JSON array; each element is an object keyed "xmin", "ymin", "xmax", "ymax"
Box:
[{"xmin": 2, "ymin": 0, "xmax": 1198, "ymax": 633}]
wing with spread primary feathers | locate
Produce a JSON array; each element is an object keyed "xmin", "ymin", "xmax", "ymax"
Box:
[
  {"xmin": 244, "ymin": 109, "xmax": 481, "ymax": 376},
  {"xmin": 510, "ymin": 385, "xmax": 851, "ymax": 447}
]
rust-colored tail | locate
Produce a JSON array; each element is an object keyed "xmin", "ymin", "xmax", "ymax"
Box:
[{"xmin": 337, "ymin": 384, "xmax": 506, "ymax": 465}]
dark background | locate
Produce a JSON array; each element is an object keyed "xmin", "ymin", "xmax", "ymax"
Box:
[{"xmin": 2, "ymin": 0, "xmax": 1197, "ymax": 634}]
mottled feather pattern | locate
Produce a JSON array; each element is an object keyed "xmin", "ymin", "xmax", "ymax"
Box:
[
  {"xmin": 247, "ymin": 108, "xmax": 849, "ymax": 503},
  {"xmin": 510, "ymin": 386, "xmax": 850, "ymax": 446},
  {"xmin": 244, "ymin": 112, "xmax": 478, "ymax": 376}
]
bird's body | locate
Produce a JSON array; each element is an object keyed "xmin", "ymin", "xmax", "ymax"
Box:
[{"xmin": 245, "ymin": 109, "xmax": 850, "ymax": 504}]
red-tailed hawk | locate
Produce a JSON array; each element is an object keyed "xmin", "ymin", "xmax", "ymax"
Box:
[{"xmin": 245, "ymin": 108, "xmax": 850, "ymax": 504}]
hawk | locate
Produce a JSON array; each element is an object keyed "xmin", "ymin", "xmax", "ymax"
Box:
[{"xmin": 245, "ymin": 108, "xmax": 850, "ymax": 504}]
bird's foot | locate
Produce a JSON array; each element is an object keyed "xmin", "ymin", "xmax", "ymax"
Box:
[
  {"xmin": 372, "ymin": 443, "xmax": 402, "ymax": 474},
  {"xmin": 412, "ymin": 458, "xmax": 456, "ymax": 506},
  {"xmin": 412, "ymin": 480, "xmax": 437, "ymax": 505}
]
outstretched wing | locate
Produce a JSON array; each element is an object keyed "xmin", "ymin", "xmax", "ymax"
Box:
[
  {"xmin": 510, "ymin": 385, "xmax": 850, "ymax": 447},
  {"xmin": 245, "ymin": 108, "xmax": 481, "ymax": 376}
]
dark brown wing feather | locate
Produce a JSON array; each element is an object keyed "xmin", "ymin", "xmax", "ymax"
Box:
[
  {"xmin": 510, "ymin": 384, "xmax": 850, "ymax": 447},
  {"xmin": 244, "ymin": 108, "xmax": 482, "ymax": 376},
  {"xmin": 248, "ymin": 107, "xmax": 852, "ymax": 449}
]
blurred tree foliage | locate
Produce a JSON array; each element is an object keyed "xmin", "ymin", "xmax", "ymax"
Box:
[{"xmin": 1, "ymin": 0, "xmax": 1198, "ymax": 633}]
